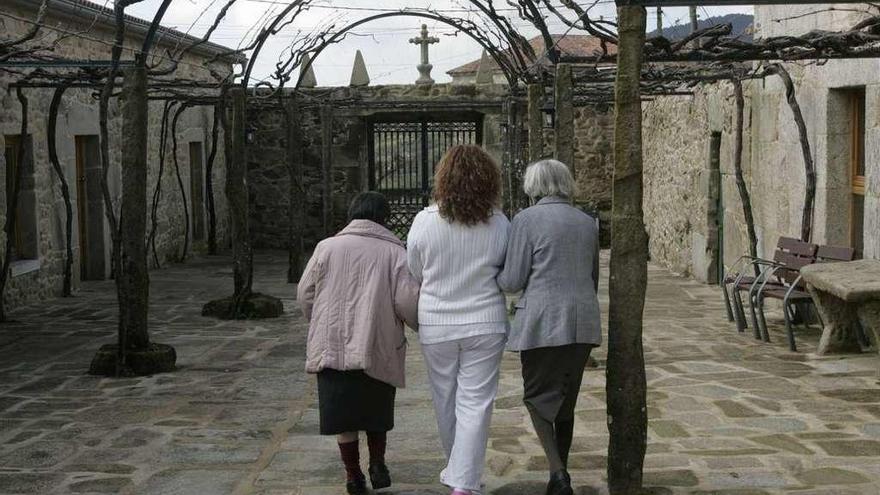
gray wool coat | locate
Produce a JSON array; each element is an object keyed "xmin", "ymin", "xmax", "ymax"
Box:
[{"xmin": 497, "ymin": 196, "xmax": 602, "ymax": 352}]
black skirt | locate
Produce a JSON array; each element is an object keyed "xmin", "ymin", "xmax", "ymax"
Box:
[
  {"xmin": 520, "ymin": 344, "xmax": 594, "ymax": 422},
  {"xmin": 317, "ymin": 369, "xmax": 396, "ymax": 435}
]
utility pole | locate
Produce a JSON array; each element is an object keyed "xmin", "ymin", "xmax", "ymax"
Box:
[
  {"xmin": 689, "ymin": 6, "xmax": 700, "ymax": 47},
  {"xmin": 656, "ymin": 7, "xmax": 663, "ymax": 33}
]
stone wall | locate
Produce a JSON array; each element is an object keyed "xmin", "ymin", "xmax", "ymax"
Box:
[
  {"xmin": 246, "ymin": 83, "xmax": 615, "ymax": 251},
  {"xmin": 642, "ymin": 6, "xmax": 880, "ymax": 282},
  {"xmin": 642, "ymin": 83, "xmax": 745, "ymax": 281},
  {"xmin": 573, "ymin": 105, "xmax": 614, "ymax": 244},
  {"xmin": 247, "ymin": 84, "xmax": 509, "ymax": 251},
  {"xmin": 0, "ymin": 1, "xmax": 235, "ymax": 308}
]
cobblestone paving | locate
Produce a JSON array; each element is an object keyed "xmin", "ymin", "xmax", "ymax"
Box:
[{"xmin": 0, "ymin": 252, "xmax": 878, "ymax": 494}]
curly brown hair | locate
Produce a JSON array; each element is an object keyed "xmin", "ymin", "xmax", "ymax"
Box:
[{"xmin": 432, "ymin": 144, "xmax": 502, "ymax": 225}]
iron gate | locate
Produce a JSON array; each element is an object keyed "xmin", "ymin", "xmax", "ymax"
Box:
[{"xmin": 368, "ymin": 117, "xmax": 483, "ymax": 237}]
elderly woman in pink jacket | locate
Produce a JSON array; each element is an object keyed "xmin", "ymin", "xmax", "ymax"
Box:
[{"xmin": 298, "ymin": 192, "xmax": 420, "ymax": 495}]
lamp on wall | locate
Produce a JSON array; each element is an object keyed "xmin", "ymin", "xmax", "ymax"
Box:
[
  {"xmin": 245, "ymin": 126, "xmax": 257, "ymax": 145},
  {"xmin": 541, "ymin": 97, "xmax": 556, "ymax": 129}
]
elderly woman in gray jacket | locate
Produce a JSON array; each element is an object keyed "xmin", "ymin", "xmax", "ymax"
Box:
[{"xmin": 497, "ymin": 159, "xmax": 601, "ymax": 495}]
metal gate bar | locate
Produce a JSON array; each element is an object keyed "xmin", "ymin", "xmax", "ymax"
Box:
[{"xmin": 369, "ymin": 118, "xmax": 481, "ymax": 238}]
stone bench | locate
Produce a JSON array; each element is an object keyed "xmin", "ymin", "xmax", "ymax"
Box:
[{"xmin": 800, "ymin": 260, "xmax": 880, "ymax": 355}]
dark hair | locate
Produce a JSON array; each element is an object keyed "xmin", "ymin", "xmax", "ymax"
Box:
[
  {"xmin": 432, "ymin": 144, "xmax": 501, "ymax": 225},
  {"xmin": 348, "ymin": 191, "xmax": 389, "ymax": 226}
]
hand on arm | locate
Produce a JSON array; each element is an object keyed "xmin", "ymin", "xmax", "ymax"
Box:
[
  {"xmin": 394, "ymin": 260, "xmax": 420, "ymax": 331},
  {"xmin": 497, "ymin": 217, "xmax": 532, "ymax": 293}
]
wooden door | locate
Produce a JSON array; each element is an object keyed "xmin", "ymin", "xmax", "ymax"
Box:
[{"xmin": 849, "ymin": 90, "xmax": 866, "ymax": 259}]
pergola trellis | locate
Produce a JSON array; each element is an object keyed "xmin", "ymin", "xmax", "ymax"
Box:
[{"xmin": 2, "ymin": 0, "xmax": 880, "ymax": 492}]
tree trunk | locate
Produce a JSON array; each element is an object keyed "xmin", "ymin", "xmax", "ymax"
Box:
[
  {"xmin": 766, "ymin": 64, "xmax": 816, "ymax": 242},
  {"xmin": 170, "ymin": 104, "xmax": 192, "ymax": 262},
  {"xmin": 118, "ymin": 65, "xmax": 150, "ymax": 352},
  {"xmin": 225, "ymin": 87, "xmax": 253, "ymax": 308},
  {"xmin": 0, "ymin": 88, "xmax": 30, "ymax": 321},
  {"xmin": 205, "ymin": 102, "xmax": 220, "ymax": 255},
  {"xmin": 149, "ymin": 100, "xmax": 177, "ymax": 269},
  {"xmin": 284, "ymin": 98, "xmax": 304, "ymax": 283},
  {"xmin": 730, "ymin": 79, "xmax": 759, "ymax": 265},
  {"xmin": 47, "ymin": 87, "xmax": 74, "ymax": 296},
  {"xmin": 606, "ymin": 6, "xmax": 648, "ymax": 494}
]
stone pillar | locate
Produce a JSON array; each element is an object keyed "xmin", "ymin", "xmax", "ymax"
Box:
[
  {"xmin": 554, "ymin": 63, "xmax": 575, "ymax": 172},
  {"xmin": 320, "ymin": 105, "xmax": 334, "ymax": 237},
  {"xmin": 226, "ymin": 87, "xmax": 253, "ymax": 299},
  {"xmin": 528, "ymin": 83, "xmax": 544, "ymax": 163},
  {"xmin": 285, "ymin": 99, "xmax": 304, "ymax": 282},
  {"xmin": 119, "ymin": 65, "xmax": 150, "ymax": 349},
  {"xmin": 606, "ymin": 6, "xmax": 648, "ymax": 494},
  {"xmin": 508, "ymin": 99, "xmax": 522, "ymax": 212}
]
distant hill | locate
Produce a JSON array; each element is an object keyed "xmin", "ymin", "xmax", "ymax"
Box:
[{"xmin": 648, "ymin": 13, "xmax": 753, "ymax": 41}]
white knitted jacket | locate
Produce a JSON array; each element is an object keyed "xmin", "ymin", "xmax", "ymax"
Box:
[{"xmin": 406, "ymin": 205, "xmax": 510, "ymax": 332}]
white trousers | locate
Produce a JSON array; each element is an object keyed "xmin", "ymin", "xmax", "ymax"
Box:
[{"xmin": 421, "ymin": 333, "xmax": 506, "ymax": 492}]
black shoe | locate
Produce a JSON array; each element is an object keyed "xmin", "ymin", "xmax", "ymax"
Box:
[
  {"xmin": 369, "ymin": 462, "xmax": 391, "ymax": 490},
  {"xmin": 346, "ymin": 476, "xmax": 367, "ymax": 495},
  {"xmin": 546, "ymin": 469, "xmax": 574, "ymax": 495}
]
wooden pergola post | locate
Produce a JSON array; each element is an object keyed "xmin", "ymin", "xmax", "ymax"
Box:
[{"xmin": 606, "ymin": 5, "xmax": 649, "ymax": 494}]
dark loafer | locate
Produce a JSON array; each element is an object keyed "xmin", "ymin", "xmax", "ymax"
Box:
[
  {"xmin": 546, "ymin": 469, "xmax": 574, "ymax": 495},
  {"xmin": 346, "ymin": 476, "xmax": 368, "ymax": 495},
  {"xmin": 369, "ymin": 462, "xmax": 392, "ymax": 490}
]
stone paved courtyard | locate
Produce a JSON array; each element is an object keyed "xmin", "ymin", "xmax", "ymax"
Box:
[{"xmin": 0, "ymin": 252, "xmax": 879, "ymax": 494}]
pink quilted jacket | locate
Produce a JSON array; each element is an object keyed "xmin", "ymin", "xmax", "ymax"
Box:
[{"xmin": 297, "ymin": 220, "xmax": 420, "ymax": 388}]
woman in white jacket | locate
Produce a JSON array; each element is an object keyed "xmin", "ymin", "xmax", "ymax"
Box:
[{"xmin": 407, "ymin": 145, "xmax": 509, "ymax": 495}]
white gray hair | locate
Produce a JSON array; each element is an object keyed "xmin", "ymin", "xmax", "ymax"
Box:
[{"xmin": 522, "ymin": 159, "xmax": 575, "ymax": 199}]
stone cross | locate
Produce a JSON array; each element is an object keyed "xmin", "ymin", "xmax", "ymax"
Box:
[{"xmin": 409, "ymin": 24, "xmax": 439, "ymax": 85}]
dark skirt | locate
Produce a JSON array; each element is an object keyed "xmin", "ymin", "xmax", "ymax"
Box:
[
  {"xmin": 521, "ymin": 343, "xmax": 594, "ymax": 422},
  {"xmin": 317, "ymin": 369, "xmax": 396, "ymax": 435}
]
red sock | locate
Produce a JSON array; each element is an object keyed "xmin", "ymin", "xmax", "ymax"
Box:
[
  {"xmin": 338, "ymin": 440, "xmax": 363, "ymax": 481},
  {"xmin": 366, "ymin": 431, "xmax": 387, "ymax": 465}
]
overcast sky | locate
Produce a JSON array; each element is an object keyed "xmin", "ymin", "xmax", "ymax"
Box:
[{"xmin": 127, "ymin": 0, "xmax": 751, "ymax": 86}]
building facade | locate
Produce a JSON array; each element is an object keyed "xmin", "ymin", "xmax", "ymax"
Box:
[
  {"xmin": 1, "ymin": 0, "xmax": 238, "ymax": 307},
  {"xmin": 642, "ymin": 5, "xmax": 879, "ymax": 283}
]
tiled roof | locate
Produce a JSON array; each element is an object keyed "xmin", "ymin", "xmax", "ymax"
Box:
[
  {"xmin": 9, "ymin": 0, "xmax": 242, "ymax": 61},
  {"xmin": 447, "ymin": 34, "xmax": 616, "ymax": 76}
]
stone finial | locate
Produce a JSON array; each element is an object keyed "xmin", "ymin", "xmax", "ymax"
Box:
[
  {"xmin": 475, "ymin": 50, "xmax": 493, "ymax": 85},
  {"xmin": 299, "ymin": 53, "xmax": 317, "ymax": 88},
  {"xmin": 350, "ymin": 50, "xmax": 370, "ymax": 87},
  {"xmin": 409, "ymin": 24, "xmax": 439, "ymax": 86}
]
